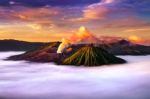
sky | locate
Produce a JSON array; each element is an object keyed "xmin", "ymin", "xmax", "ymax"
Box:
[{"xmin": 0, "ymin": 0, "xmax": 150, "ymax": 42}]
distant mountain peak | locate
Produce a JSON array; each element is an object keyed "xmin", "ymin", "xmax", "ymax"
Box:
[
  {"xmin": 70, "ymin": 26, "xmax": 100, "ymax": 44},
  {"xmin": 79, "ymin": 26, "xmax": 89, "ymax": 34},
  {"xmin": 76, "ymin": 26, "xmax": 92, "ymax": 39}
]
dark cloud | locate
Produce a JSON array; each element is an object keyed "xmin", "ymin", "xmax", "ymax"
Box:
[
  {"xmin": 0, "ymin": 0, "xmax": 100, "ymax": 7},
  {"xmin": 114, "ymin": 0, "xmax": 150, "ymax": 10}
]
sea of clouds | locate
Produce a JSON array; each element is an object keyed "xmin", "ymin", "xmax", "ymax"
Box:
[{"xmin": 0, "ymin": 52, "xmax": 150, "ymax": 99}]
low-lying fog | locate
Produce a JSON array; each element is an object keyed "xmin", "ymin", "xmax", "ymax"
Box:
[{"xmin": 0, "ymin": 52, "xmax": 150, "ymax": 99}]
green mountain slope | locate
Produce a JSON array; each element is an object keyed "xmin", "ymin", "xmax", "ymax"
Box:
[{"xmin": 62, "ymin": 46, "xmax": 126, "ymax": 66}]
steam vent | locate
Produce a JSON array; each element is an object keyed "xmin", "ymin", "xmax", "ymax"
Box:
[{"xmin": 62, "ymin": 45, "xmax": 126, "ymax": 66}]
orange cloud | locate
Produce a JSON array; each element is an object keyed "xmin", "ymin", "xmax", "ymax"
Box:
[
  {"xmin": 102, "ymin": 18, "xmax": 150, "ymax": 28},
  {"xmin": 14, "ymin": 7, "xmax": 60, "ymax": 21},
  {"xmin": 78, "ymin": 0, "xmax": 115, "ymax": 21},
  {"xmin": 26, "ymin": 24, "xmax": 42, "ymax": 30},
  {"xmin": 102, "ymin": 0, "xmax": 114, "ymax": 4},
  {"xmin": 18, "ymin": 14, "xmax": 28, "ymax": 20},
  {"xmin": 6, "ymin": 7, "xmax": 62, "ymax": 30},
  {"xmin": 124, "ymin": 28, "xmax": 150, "ymax": 32},
  {"xmin": 69, "ymin": 7, "xmax": 109, "ymax": 22},
  {"xmin": 83, "ymin": 6, "xmax": 109, "ymax": 20}
]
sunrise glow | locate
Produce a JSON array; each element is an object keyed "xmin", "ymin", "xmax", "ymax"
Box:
[
  {"xmin": 128, "ymin": 35, "xmax": 142, "ymax": 43},
  {"xmin": 0, "ymin": 0, "xmax": 149, "ymax": 44}
]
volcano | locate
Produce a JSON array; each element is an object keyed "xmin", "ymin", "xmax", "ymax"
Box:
[
  {"xmin": 8, "ymin": 42, "xmax": 61, "ymax": 62},
  {"xmin": 70, "ymin": 26, "xmax": 100, "ymax": 44},
  {"xmin": 62, "ymin": 45, "xmax": 126, "ymax": 66}
]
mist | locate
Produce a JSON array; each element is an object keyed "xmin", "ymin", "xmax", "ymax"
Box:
[{"xmin": 0, "ymin": 52, "xmax": 150, "ymax": 99}]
